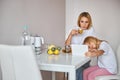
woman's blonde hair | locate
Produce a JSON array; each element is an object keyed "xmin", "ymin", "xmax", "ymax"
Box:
[
  {"xmin": 83, "ymin": 36, "xmax": 102, "ymax": 49},
  {"xmin": 77, "ymin": 12, "xmax": 92, "ymax": 29}
]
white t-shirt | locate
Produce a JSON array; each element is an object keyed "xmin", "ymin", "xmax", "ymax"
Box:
[
  {"xmin": 98, "ymin": 41, "xmax": 117, "ymax": 74},
  {"xmin": 68, "ymin": 26, "xmax": 97, "ymax": 44}
]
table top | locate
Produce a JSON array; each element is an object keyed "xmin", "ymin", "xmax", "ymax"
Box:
[{"xmin": 36, "ymin": 51, "xmax": 90, "ymax": 70}]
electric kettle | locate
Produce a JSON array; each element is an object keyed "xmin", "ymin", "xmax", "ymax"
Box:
[{"xmin": 34, "ymin": 35, "xmax": 44, "ymax": 54}]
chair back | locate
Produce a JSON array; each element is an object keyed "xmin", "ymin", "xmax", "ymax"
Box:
[
  {"xmin": 117, "ymin": 45, "xmax": 120, "ymax": 75},
  {"xmin": 0, "ymin": 45, "xmax": 15, "ymax": 80},
  {"xmin": 0, "ymin": 45, "xmax": 42, "ymax": 80}
]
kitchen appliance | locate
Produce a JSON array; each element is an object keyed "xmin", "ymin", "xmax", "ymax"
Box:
[{"xmin": 34, "ymin": 35, "xmax": 44, "ymax": 54}]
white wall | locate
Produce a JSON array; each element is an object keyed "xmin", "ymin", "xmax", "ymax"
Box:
[
  {"xmin": 0, "ymin": 0, "xmax": 65, "ymax": 47},
  {"xmin": 66, "ymin": 0, "xmax": 120, "ymax": 51},
  {"xmin": 0, "ymin": 0, "xmax": 65, "ymax": 80}
]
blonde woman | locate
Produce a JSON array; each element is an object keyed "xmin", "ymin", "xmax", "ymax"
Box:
[
  {"xmin": 83, "ymin": 36, "xmax": 117, "ymax": 80},
  {"xmin": 65, "ymin": 12, "xmax": 96, "ymax": 45}
]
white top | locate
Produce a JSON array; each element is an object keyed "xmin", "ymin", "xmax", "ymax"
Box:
[
  {"xmin": 98, "ymin": 41, "xmax": 117, "ymax": 74},
  {"xmin": 69, "ymin": 26, "xmax": 97, "ymax": 44}
]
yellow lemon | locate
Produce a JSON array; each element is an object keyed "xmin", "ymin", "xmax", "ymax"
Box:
[
  {"xmin": 54, "ymin": 49, "xmax": 59, "ymax": 55},
  {"xmin": 47, "ymin": 50, "xmax": 53, "ymax": 55},
  {"xmin": 48, "ymin": 44, "xmax": 55, "ymax": 49}
]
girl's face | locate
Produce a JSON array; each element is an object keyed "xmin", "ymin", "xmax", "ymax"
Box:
[
  {"xmin": 85, "ymin": 42, "xmax": 97, "ymax": 50},
  {"xmin": 80, "ymin": 17, "xmax": 89, "ymax": 30}
]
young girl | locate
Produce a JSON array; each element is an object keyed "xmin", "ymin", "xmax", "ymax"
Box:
[
  {"xmin": 83, "ymin": 36, "xmax": 117, "ymax": 80},
  {"xmin": 65, "ymin": 12, "xmax": 97, "ymax": 80}
]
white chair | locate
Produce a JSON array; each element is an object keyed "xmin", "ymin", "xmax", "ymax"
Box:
[
  {"xmin": 95, "ymin": 45, "xmax": 120, "ymax": 80},
  {"xmin": 0, "ymin": 45, "xmax": 42, "ymax": 80}
]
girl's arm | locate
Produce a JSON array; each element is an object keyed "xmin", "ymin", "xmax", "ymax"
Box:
[
  {"xmin": 65, "ymin": 29, "xmax": 78, "ymax": 45},
  {"xmin": 85, "ymin": 49, "xmax": 104, "ymax": 57}
]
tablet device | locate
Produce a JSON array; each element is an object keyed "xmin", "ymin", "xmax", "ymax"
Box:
[{"xmin": 71, "ymin": 44, "xmax": 88, "ymax": 56}]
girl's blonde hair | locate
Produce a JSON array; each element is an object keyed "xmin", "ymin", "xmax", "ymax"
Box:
[
  {"xmin": 77, "ymin": 12, "xmax": 92, "ymax": 29},
  {"xmin": 83, "ymin": 36, "xmax": 103, "ymax": 49}
]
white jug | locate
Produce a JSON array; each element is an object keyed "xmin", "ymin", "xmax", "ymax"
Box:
[
  {"xmin": 34, "ymin": 36, "xmax": 44, "ymax": 54},
  {"xmin": 34, "ymin": 36, "xmax": 44, "ymax": 48}
]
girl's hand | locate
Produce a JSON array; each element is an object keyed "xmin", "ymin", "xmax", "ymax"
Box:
[
  {"xmin": 85, "ymin": 51, "xmax": 92, "ymax": 57},
  {"xmin": 70, "ymin": 29, "xmax": 78, "ymax": 36},
  {"xmin": 85, "ymin": 49, "xmax": 98, "ymax": 57},
  {"xmin": 89, "ymin": 49, "xmax": 97, "ymax": 52},
  {"xmin": 85, "ymin": 49, "xmax": 104, "ymax": 57}
]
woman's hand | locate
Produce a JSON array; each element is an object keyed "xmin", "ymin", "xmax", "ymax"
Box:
[
  {"xmin": 65, "ymin": 29, "xmax": 78, "ymax": 45},
  {"xmin": 70, "ymin": 29, "xmax": 79, "ymax": 36},
  {"xmin": 65, "ymin": 29, "xmax": 80, "ymax": 45}
]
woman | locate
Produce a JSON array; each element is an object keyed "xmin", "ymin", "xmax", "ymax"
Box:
[{"xmin": 65, "ymin": 12, "xmax": 96, "ymax": 45}]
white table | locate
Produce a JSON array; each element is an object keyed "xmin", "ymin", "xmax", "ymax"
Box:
[{"xmin": 36, "ymin": 52, "xmax": 90, "ymax": 80}]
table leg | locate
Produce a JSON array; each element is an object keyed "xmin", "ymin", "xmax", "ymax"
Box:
[
  {"xmin": 52, "ymin": 71, "xmax": 55, "ymax": 80},
  {"xmin": 65, "ymin": 72, "xmax": 68, "ymax": 80},
  {"xmin": 69, "ymin": 70, "xmax": 76, "ymax": 80}
]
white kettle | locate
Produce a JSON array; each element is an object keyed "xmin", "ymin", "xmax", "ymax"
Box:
[
  {"xmin": 33, "ymin": 35, "xmax": 44, "ymax": 54},
  {"xmin": 34, "ymin": 36, "xmax": 44, "ymax": 48}
]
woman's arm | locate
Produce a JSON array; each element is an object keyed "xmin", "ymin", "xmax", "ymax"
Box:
[
  {"xmin": 65, "ymin": 29, "xmax": 78, "ymax": 45},
  {"xmin": 65, "ymin": 34, "xmax": 72, "ymax": 45},
  {"xmin": 85, "ymin": 49, "xmax": 104, "ymax": 57}
]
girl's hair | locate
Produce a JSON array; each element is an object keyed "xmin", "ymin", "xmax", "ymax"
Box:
[
  {"xmin": 77, "ymin": 12, "xmax": 92, "ymax": 29},
  {"xmin": 83, "ymin": 36, "xmax": 103, "ymax": 49}
]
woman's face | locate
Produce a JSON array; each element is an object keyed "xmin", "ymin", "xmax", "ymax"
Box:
[
  {"xmin": 85, "ymin": 42, "xmax": 97, "ymax": 50},
  {"xmin": 80, "ymin": 17, "xmax": 89, "ymax": 30}
]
